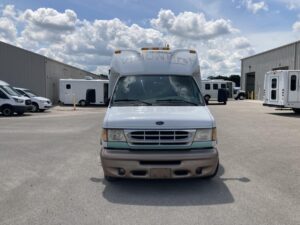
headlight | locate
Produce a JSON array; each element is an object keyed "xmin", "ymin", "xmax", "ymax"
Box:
[
  {"xmin": 13, "ymin": 98, "xmax": 24, "ymax": 103},
  {"xmin": 193, "ymin": 128, "xmax": 217, "ymax": 142},
  {"xmin": 101, "ymin": 129, "xmax": 126, "ymax": 142}
]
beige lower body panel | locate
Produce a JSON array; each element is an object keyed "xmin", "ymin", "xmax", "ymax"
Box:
[{"xmin": 100, "ymin": 148, "xmax": 219, "ymax": 179}]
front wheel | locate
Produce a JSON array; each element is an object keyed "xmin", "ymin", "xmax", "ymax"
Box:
[
  {"xmin": 239, "ymin": 95, "xmax": 245, "ymax": 100},
  {"xmin": 31, "ymin": 103, "xmax": 39, "ymax": 112},
  {"xmin": 79, "ymin": 100, "xmax": 87, "ymax": 107},
  {"xmin": 1, "ymin": 106, "xmax": 13, "ymax": 116}
]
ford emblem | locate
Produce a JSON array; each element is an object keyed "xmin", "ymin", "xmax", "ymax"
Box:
[{"xmin": 156, "ymin": 121, "xmax": 164, "ymax": 125}]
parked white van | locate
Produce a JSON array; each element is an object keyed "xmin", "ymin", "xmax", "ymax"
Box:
[
  {"xmin": 14, "ymin": 87, "xmax": 52, "ymax": 112},
  {"xmin": 263, "ymin": 70, "xmax": 300, "ymax": 113},
  {"xmin": 0, "ymin": 80, "xmax": 32, "ymax": 116},
  {"xmin": 59, "ymin": 79, "xmax": 109, "ymax": 106},
  {"xmin": 100, "ymin": 48, "xmax": 219, "ymax": 181},
  {"xmin": 201, "ymin": 79, "xmax": 245, "ymax": 104}
]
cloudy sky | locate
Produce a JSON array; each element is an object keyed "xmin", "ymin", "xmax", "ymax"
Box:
[{"xmin": 0, "ymin": 0, "xmax": 300, "ymax": 78}]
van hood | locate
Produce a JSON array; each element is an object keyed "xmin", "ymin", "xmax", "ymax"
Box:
[
  {"xmin": 32, "ymin": 96, "xmax": 50, "ymax": 102},
  {"xmin": 103, "ymin": 106, "xmax": 215, "ymax": 129},
  {"xmin": 12, "ymin": 95, "xmax": 30, "ymax": 101}
]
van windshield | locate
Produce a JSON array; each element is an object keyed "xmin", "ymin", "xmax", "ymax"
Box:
[
  {"xmin": 111, "ymin": 75, "xmax": 204, "ymax": 106},
  {"xmin": 24, "ymin": 90, "xmax": 37, "ymax": 97},
  {"xmin": 0, "ymin": 86, "xmax": 21, "ymax": 97}
]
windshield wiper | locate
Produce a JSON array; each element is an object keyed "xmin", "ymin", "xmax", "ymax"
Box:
[
  {"xmin": 113, "ymin": 99, "xmax": 152, "ymax": 105},
  {"xmin": 156, "ymin": 99, "xmax": 199, "ymax": 106}
]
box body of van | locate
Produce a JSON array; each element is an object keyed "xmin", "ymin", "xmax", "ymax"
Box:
[
  {"xmin": 263, "ymin": 70, "xmax": 300, "ymax": 113},
  {"xmin": 0, "ymin": 80, "xmax": 32, "ymax": 116},
  {"xmin": 59, "ymin": 79, "xmax": 109, "ymax": 106},
  {"xmin": 100, "ymin": 48, "xmax": 219, "ymax": 180}
]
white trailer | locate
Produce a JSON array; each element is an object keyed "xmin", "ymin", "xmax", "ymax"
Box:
[
  {"xmin": 59, "ymin": 79, "xmax": 109, "ymax": 106},
  {"xmin": 201, "ymin": 79, "xmax": 245, "ymax": 103},
  {"xmin": 263, "ymin": 70, "xmax": 300, "ymax": 113}
]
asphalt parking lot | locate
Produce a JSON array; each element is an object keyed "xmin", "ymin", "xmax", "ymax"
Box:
[{"xmin": 0, "ymin": 101, "xmax": 299, "ymax": 225}]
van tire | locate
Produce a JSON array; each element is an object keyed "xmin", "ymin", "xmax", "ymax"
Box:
[
  {"xmin": 292, "ymin": 108, "xmax": 300, "ymax": 114},
  {"xmin": 239, "ymin": 95, "xmax": 245, "ymax": 100},
  {"xmin": 79, "ymin": 100, "xmax": 86, "ymax": 107},
  {"xmin": 31, "ymin": 103, "xmax": 39, "ymax": 112},
  {"xmin": 104, "ymin": 175, "xmax": 118, "ymax": 182},
  {"xmin": 1, "ymin": 105, "xmax": 13, "ymax": 116}
]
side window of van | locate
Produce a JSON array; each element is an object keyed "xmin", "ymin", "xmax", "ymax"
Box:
[
  {"xmin": 271, "ymin": 78, "xmax": 277, "ymax": 88},
  {"xmin": 66, "ymin": 84, "xmax": 71, "ymax": 89},
  {"xmin": 221, "ymin": 84, "xmax": 226, "ymax": 89},
  {"xmin": 0, "ymin": 89, "xmax": 9, "ymax": 99},
  {"xmin": 213, "ymin": 84, "xmax": 218, "ymax": 90},
  {"xmin": 290, "ymin": 75, "xmax": 297, "ymax": 91},
  {"xmin": 205, "ymin": 84, "xmax": 210, "ymax": 90}
]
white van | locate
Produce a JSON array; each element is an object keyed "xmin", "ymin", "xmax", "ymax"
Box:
[
  {"xmin": 14, "ymin": 87, "xmax": 52, "ymax": 112},
  {"xmin": 263, "ymin": 70, "xmax": 300, "ymax": 113},
  {"xmin": 100, "ymin": 48, "xmax": 219, "ymax": 181},
  {"xmin": 201, "ymin": 79, "xmax": 245, "ymax": 104},
  {"xmin": 59, "ymin": 79, "xmax": 109, "ymax": 106},
  {"xmin": 0, "ymin": 80, "xmax": 32, "ymax": 116}
]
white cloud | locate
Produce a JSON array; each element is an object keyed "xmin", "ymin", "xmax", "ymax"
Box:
[
  {"xmin": 200, "ymin": 60, "xmax": 211, "ymax": 70},
  {"xmin": 231, "ymin": 37, "xmax": 251, "ymax": 49},
  {"xmin": 208, "ymin": 49, "xmax": 226, "ymax": 62},
  {"xmin": 0, "ymin": 5, "xmax": 254, "ymax": 77},
  {"xmin": 241, "ymin": 0, "xmax": 268, "ymax": 14},
  {"xmin": 22, "ymin": 8, "xmax": 78, "ymax": 31},
  {"xmin": 19, "ymin": 8, "xmax": 78, "ymax": 45},
  {"xmin": 276, "ymin": 0, "xmax": 300, "ymax": 10},
  {"xmin": 2, "ymin": 5, "xmax": 16, "ymax": 19},
  {"xmin": 246, "ymin": 31, "xmax": 299, "ymax": 53},
  {"xmin": 151, "ymin": 9, "xmax": 238, "ymax": 40},
  {"xmin": 292, "ymin": 21, "xmax": 300, "ymax": 32},
  {"xmin": 0, "ymin": 17, "xmax": 17, "ymax": 42}
]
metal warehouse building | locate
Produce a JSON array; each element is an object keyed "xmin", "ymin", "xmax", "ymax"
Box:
[
  {"xmin": 241, "ymin": 40, "xmax": 300, "ymax": 100},
  {"xmin": 0, "ymin": 41, "xmax": 98, "ymax": 103}
]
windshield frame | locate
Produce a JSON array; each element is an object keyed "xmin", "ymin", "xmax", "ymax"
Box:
[
  {"xmin": 0, "ymin": 85, "xmax": 22, "ymax": 97},
  {"xmin": 110, "ymin": 74, "xmax": 205, "ymax": 107},
  {"xmin": 23, "ymin": 89, "xmax": 37, "ymax": 97}
]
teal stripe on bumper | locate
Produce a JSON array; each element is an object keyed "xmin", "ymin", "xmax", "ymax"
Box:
[{"xmin": 107, "ymin": 141, "xmax": 213, "ymax": 150}]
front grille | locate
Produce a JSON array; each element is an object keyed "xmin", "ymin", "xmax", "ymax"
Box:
[
  {"xmin": 125, "ymin": 130, "xmax": 195, "ymax": 146},
  {"xmin": 25, "ymin": 100, "xmax": 32, "ymax": 105}
]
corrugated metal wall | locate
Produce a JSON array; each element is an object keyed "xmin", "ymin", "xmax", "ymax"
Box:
[
  {"xmin": 241, "ymin": 42, "xmax": 297, "ymax": 100},
  {"xmin": 0, "ymin": 41, "xmax": 99, "ymax": 104},
  {"xmin": 0, "ymin": 42, "xmax": 46, "ymax": 96}
]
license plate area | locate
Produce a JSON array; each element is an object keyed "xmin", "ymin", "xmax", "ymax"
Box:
[{"xmin": 150, "ymin": 168, "xmax": 171, "ymax": 178}]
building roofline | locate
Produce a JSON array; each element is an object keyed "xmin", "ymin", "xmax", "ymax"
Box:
[
  {"xmin": 241, "ymin": 39, "xmax": 300, "ymax": 61},
  {"xmin": 0, "ymin": 40, "xmax": 98, "ymax": 76}
]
